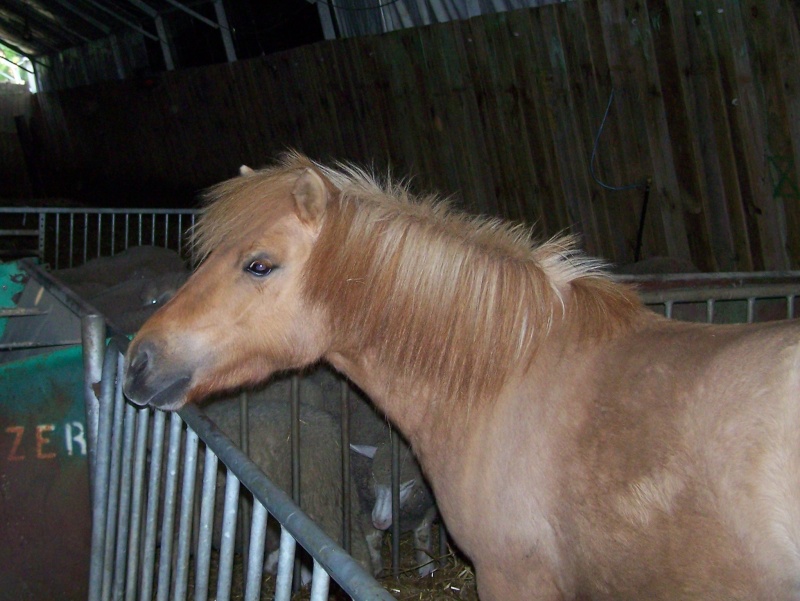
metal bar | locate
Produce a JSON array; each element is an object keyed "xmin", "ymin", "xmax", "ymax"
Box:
[
  {"xmin": 86, "ymin": 336, "xmax": 120, "ymax": 601},
  {"xmin": 125, "ymin": 0, "xmax": 157, "ymax": 17},
  {"xmin": 38, "ymin": 213, "xmax": 46, "ymax": 262},
  {"xmin": 83, "ymin": 213, "xmax": 88, "ymax": 264},
  {"xmin": 55, "ymin": 213, "xmax": 61, "ymax": 268},
  {"xmin": 194, "ymin": 448, "xmax": 219, "ymax": 601},
  {"xmin": 124, "ymin": 213, "xmax": 130, "ymax": 250},
  {"xmin": 244, "ymin": 501, "xmax": 268, "ymax": 601},
  {"xmin": 101, "ymin": 353, "xmax": 127, "ymax": 600},
  {"xmin": 155, "ymin": 413, "xmax": 184, "ymax": 601},
  {"xmin": 0, "ymin": 228, "xmax": 38, "ymax": 236},
  {"xmin": 162, "ymin": 0, "xmax": 219, "ymax": 28},
  {"xmin": 341, "ymin": 380, "xmax": 351, "ymax": 553},
  {"xmin": 111, "ymin": 398, "xmax": 137, "ymax": 600},
  {"xmin": 309, "ymin": 560, "xmax": 331, "ymax": 601},
  {"xmin": 213, "ymin": 0, "xmax": 236, "ymax": 62},
  {"xmin": 140, "ymin": 410, "xmax": 167, "ymax": 601},
  {"xmin": 274, "ymin": 527, "xmax": 297, "ymax": 601},
  {"xmin": 637, "ymin": 284, "xmax": 800, "ymax": 305},
  {"xmin": 110, "ymin": 213, "xmax": 117, "ymax": 254},
  {"xmin": 68, "ymin": 214, "xmax": 75, "ymax": 267},
  {"xmin": 50, "ymin": 0, "xmax": 112, "ymax": 33},
  {"xmin": 215, "ymin": 470, "xmax": 240, "ymax": 601},
  {"xmin": 81, "ymin": 315, "xmax": 106, "ymax": 488},
  {"xmin": 0, "ymin": 340, "xmax": 80, "ymax": 350},
  {"xmin": 177, "ymin": 214, "xmax": 183, "ymax": 256},
  {"xmin": 126, "ymin": 407, "xmax": 150, "ymax": 601},
  {"xmin": 81, "ymin": 0, "xmax": 160, "ymax": 41},
  {"xmin": 291, "ymin": 375, "xmax": 302, "ymax": 588},
  {"xmin": 0, "ymin": 207, "xmax": 199, "ymax": 215},
  {"xmin": 391, "ymin": 429, "xmax": 400, "ymax": 577},
  {"xmin": 110, "ymin": 34, "xmax": 125, "ymax": 79},
  {"xmin": 239, "ymin": 392, "xmax": 251, "ymax": 573},
  {"xmin": 96, "ymin": 213, "xmax": 102, "ymax": 259},
  {"xmin": 173, "ymin": 429, "xmax": 200, "ymax": 600},
  {"xmin": 0, "ymin": 307, "xmax": 49, "ymax": 316},
  {"xmin": 706, "ymin": 298, "xmax": 715, "ymax": 324}
]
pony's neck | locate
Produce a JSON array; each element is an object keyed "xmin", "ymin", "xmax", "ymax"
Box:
[{"xmin": 325, "ymin": 347, "xmax": 471, "ymax": 463}]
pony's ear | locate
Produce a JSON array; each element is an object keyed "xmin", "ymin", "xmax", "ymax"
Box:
[
  {"xmin": 239, "ymin": 165, "xmax": 255, "ymax": 176},
  {"xmin": 292, "ymin": 168, "xmax": 329, "ymax": 225}
]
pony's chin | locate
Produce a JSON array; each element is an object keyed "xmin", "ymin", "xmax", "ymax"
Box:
[{"xmin": 127, "ymin": 375, "xmax": 192, "ymax": 411}]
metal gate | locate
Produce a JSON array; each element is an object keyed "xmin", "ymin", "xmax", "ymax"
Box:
[{"xmin": 82, "ymin": 316, "xmax": 396, "ymax": 601}]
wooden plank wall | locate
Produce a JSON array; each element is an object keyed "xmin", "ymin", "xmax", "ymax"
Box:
[{"xmin": 27, "ymin": 0, "xmax": 800, "ymax": 270}]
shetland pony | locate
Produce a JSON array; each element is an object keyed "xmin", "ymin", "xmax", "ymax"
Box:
[{"xmin": 124, "ymin": 152, "xmax": 800, "ymax": 600}]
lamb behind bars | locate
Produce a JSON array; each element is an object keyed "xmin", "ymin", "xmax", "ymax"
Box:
[
  {"xmin": 351, "ymin": 436, "xmax": 439, "ymax": 577},
  {"xmin": 200, "ymin": 385, "xmax": 374, "ymax": 579}
]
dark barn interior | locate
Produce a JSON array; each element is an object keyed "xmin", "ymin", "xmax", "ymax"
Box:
[{"xmin": 1, "ymin": 0, "xmax": 800, "ymax": 271}]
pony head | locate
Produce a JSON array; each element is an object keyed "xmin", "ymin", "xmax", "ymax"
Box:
[{"xmin": 124, "ymin": 154, "xmax": 335, "ymax": 409}]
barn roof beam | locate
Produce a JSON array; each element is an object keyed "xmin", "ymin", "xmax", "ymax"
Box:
[
  {"xmin": 161, "ymin": 0, "xmax": 217, "ymax": 29},
  {"xmin": 79, "ymin": 0, "xmax": 159, "ymax": 41},
  {"xmin": 50, "ymin": 0, "xmax": 110, "ymax": 34},
  {"xmin": 0, "ymin": 0, "xmax": 99, "ymax": 55},
  {"xmin": 122, "ymin": 0, "xmax": 174, "ymax": 70},
  {"xmin": 160, "ymin": 0, "xmax": 235, "ymax": 62},
  {"xmin": 212, "ymin": 0, "xmax": 235, "ymax": 62}
]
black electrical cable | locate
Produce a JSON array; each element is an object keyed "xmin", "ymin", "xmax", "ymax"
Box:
[{"xmin": 590, "ymin": 88, "xmax": 651, "ymax": 262}]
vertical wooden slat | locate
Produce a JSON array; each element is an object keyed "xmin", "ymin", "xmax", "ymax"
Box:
[{"xmin": 719, "ymin": 0, "xmax": 788, "ymax": 269}]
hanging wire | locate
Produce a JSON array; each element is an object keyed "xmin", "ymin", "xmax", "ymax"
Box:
[
  {"xmin": 590, "ymin": 89, "xmax": 652, "ymax": 261},
  {"xmin": 590, "ymin": 89, "xmax": 649, "ymax": 192}
]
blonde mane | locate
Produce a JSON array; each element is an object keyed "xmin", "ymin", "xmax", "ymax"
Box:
[
  {"xmin": 297, "ymin": 156, "xmax": 644, "ymax": 409},
  {"xmin": 193, "ymin": 153, "xmax": 644, "ymax": 410}
]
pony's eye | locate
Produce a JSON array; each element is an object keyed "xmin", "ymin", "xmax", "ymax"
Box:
[{"xmin": 245, "ymin": 259, "xmax": 274, "ymax": 277}]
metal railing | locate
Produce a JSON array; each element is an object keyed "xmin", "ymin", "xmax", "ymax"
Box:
[
  {"xmin": 623, "ymin": 271, "xmax": 800, "ymax": 324},
  {"xmin": 82, "ymin": 316, "xmax": 396, "ymax": 601},
  {"xmin": 0, "ymin": 207, "xmax": 199, "ymax": 268}
]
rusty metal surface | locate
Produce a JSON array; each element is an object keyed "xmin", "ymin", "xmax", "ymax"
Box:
[{"xmin": 0, "ymin": 344, "xmax": 90, "ymax": 601}]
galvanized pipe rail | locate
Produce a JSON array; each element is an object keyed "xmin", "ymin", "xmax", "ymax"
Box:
[
  {"xmin": 623, "ymin": 272, "xmax": 800, "ymax": 323},
  {"xmin": 0, "ymin": 207, "xmax": 199, "ymax": 269},
  {"xmin": 82, "ymin": 318, "xmax": 396, "ymax": 601}
]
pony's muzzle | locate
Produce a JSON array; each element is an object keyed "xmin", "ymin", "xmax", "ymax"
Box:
[{"xmin": 124, "ymin": 339, "xmax": 192, "ymax": 410}]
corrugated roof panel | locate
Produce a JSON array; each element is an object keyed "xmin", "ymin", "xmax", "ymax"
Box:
[{"xmin": 316, "ymin": 0, "xmax": 568, "ymax": 40}]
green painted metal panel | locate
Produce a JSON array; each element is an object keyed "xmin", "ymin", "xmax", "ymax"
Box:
[
  {"xmin": 0, "ymin": 262, "xmax": 27, "ymax": 338},
  {"xmin": 0, "ymin": 344, "xmax": 90, "ymax": 601}
]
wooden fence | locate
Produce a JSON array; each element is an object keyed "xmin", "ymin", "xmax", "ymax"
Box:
[{"xmin": 23, "ymin": 0, "xmax": 800, "ymax": 270}]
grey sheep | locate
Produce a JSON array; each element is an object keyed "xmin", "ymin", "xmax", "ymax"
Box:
[
  {"xmin": 200, "ymin": 386, "xmax": 374, "ymax": 579},
  {"xmin": 351, "ymin": 435, "xmax": 439, "ymax": 577},
  {"xmin": 54, "ymin": 245, "xmax": 189, "ymax": 332}
]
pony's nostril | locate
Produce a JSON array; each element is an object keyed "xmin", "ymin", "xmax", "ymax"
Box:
[{"xmin": 128, "ymin": 340, "xmax": 155, "ymax": 378}]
